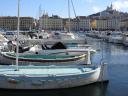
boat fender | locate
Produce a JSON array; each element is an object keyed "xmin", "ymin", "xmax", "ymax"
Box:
[
  {"xmin": 40, "ymin": 80, "xmax": 46, "ymax": 83},
  {"xmin": 8, "ymin": 78, "xmax": 20, "ymax": 84},
  {"xmin": 56, "ymin": 79, "xmax": 63, "ymax": 83},
  {"xmin": 35, "ymin": 52, "xmax": 38, "ymax": 54},
  {"xmin": 63, "ymin": 79, "xmax": 68, "ymax": 81},
  {"xmin": 20, "ymin": 74, "xmax": 28, "ymax": 77},
  {"xmin": 48, "ymin": 74, "xmax": 55, "ymax": 77},
  {"xmin": 48, "ymin": 80, "xmax": 53, "ymax": 82},
  {"xmin": 32, "ymin": 81, "xmax": 42, "ymax": 86},
  {"xmin": 78, "ymin": 76, "xmax": 82, "ymax": 79}
]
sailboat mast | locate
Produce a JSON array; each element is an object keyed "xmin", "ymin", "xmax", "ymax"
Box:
[
  {"xmin": 38, "ymin": 5, "xmax": 41, "ymax": 39},
  {"xmin": 39, "ymin": 5, "xmax": 42, "ymax": 32},
  {"xmin": 16, "ymin": 0, "xmax": 20, "ymax": 71},
  {"xmin": 68, "ymin": 0, "xmax": 71, "ymax": 32}
]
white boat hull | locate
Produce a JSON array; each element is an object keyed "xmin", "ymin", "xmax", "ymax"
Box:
[
  {"xmin": 123, "ymin": 41, "xmax": 128, "ymax": 46},
  {"xmin": 123, "ymin": 38, "xmax": 128, "ymax": 46},
  {"xmin": 108, "ymin": 37, "xmax": 122, "ymax": 44},
  {"xmin": 122, "ymin": 34, "xmax": 128, "ymax": 46},
  {"xmin": 0, "ymin": 65, "xmax": 101, "ymax": 89}
]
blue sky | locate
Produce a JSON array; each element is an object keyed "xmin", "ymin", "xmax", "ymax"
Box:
[{"xmin": 0, "ymin": 0, "xmax": 128, "ymax": 18}]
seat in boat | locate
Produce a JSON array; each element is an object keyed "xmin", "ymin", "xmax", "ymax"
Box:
[
  {"xmin": 41, "ymin": 42, "xmax": 67, "ymax": 50},
  {"xmin": 51, "ymin": 42, "xmax": 67, "ymax": 49}
]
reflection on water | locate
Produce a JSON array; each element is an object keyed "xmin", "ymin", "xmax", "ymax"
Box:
[
  {"xmin": 86, "ymin": 37, "xmax": 128, "ymax": 96},
  {"xmin": 88, "ymin": 37, "xmax": 128, "ymax": 65},
  {"xmin": 0, "ymin": 83, "xmax": 108, "ymax": 96}
]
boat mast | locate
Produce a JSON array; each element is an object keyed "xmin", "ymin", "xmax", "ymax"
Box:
[
  {"xmin": 16, "ymin": 0, "xmax": 20, "ymax": 71},
  {"xmin": 71, "ymin": 0, "xmax": 79, "ymax": 32},
  {"xmin": 68, "ymin": 0, "xmax": 71, "ymax": 33},
  {"xmin": 38, "ymin": 5, "xmax": 42, "ymax": 39},
  {"xmin": 39, "ymin": 5, "xmax": 42, "ymax": 31}
]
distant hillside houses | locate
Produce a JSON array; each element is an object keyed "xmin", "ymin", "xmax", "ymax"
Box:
[{"xmin": 88, "ymin": 4, "xmax": 128, "ymax": 31}]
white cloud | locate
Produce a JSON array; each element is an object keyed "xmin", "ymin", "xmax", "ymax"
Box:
[
  {"xmin": 92, "ymin": 6, "xmax": 100, "ymax": 13},
  {"xmin": 112, "ymin": 0, "xmax": 128, "ymax": 10}
]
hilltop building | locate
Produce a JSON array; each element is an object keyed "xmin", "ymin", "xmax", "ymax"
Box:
[{"xmin": 89, "ymin": 4, "xmax": 128, "ymax": 31}]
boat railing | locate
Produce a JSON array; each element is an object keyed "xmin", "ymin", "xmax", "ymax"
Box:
[
  {"xmin": 1, "ymin": 72, "xmax": 81, "ymax": 77},
  {"xmin": 0, "ymin": 64, "xmax": 97, "ymax": 69}
]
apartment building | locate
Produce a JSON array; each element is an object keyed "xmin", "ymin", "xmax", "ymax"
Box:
[
  {"xmin": 121, "ymin": 17, "xmax": 128, "ymax": 31},
  {"xmin": 65, "ymin": 16, "xmax": 90, "ymax": 31},
  {"xmin": 40, "ymin": 14, "xmax": 63, "ymax": 31},
  {"xmin": 90, "ymin": 17, "xmax": 120, "ymax": 31},
  {"xmin": 0, "ymin": 16, "xmax": 35, "ymax": 31}
]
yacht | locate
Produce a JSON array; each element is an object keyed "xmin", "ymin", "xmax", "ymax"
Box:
[
  {"xmin": 122, "ymin": 33, "xmax": 128, "ymax": 46},
  {"xmin": 108, "ymin": 31, "xmax": 123, "ymax": 44},
  {"xmin": 0, "ymin": 33, "xmax": 9, "ymax": 49}
]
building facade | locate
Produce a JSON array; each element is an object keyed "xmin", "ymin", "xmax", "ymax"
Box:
[
  {"xmin": 93, "ymin": 17, "xmax": 120, "ymax": 31},
  {"xmin": 40, "ymin": 14, "xmax": 63, "ymax": 31},
  {"xmin": 121, "ymin": 17, "xmax": 128, "ymax": 31},
  {"xmin": 65, "ymin": 16, "xmax": 90, "ymax": 31},
  {"xmin": 0, "ymin": 16, "xmax": 35, "ymax": 31},
  {"xmin": 89, "ymin": 4, "xmax": 128, "ymax": 31}
]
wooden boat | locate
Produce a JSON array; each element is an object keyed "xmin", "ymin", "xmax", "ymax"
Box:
[
  {"xmin": 0, "ymin": 64, "xmax": 107, "ymax": 89},
  {"xmin": 0, "ymin": 41, "xmax": 95, "ymax": 65},
  {"xmin": 0, "ymin": 49, "xmax": 87, "ymax": 65}
]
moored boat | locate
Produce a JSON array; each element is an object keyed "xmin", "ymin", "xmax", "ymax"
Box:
[
  {"xmin": 0, "ymin": 49, "xmax": 87, "ymax": 65},
  {"xmin": 0, "ymin": 64, "xmax": 107, "ymax": 89},
  {"xmin": 122, "ymin": 33, "xmax": 128, "ymax": 46},
  {"xmin": 108, "ymin": 31, "xmax": 123, "ymax": 44},
  {"xmin": 0, "ymin": 41, "xmax": 95, "ymax": 65},
  {"xmin": 0, "ymin": 44, "xmax": 96, "ymax": 65}
]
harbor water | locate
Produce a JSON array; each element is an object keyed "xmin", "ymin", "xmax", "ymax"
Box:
[{"xmin": 0, "ymin": 36, "xmax": 128, "ymax": 96}]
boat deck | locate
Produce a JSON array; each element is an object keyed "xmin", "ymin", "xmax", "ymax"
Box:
[{"xmin": 0, "ymin": 65, "xmax": 97, "ymax": 77}]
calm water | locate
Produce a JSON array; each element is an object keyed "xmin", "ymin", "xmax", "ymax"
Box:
[
  {"xmin": 88, "ymin": 37, "xmax": 128, "ymax": 96},
  {"xmin": 0, "ymin": 36, "xmax": 128, "ymax": 96}
]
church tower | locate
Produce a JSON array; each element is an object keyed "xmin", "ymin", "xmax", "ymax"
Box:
[
  {"xmin": 106, "ymin": 3, "xmax": 113, "ymax": 11},
  {"xmin": 110, "ymin": 3, "xmax": 113, "ymax": 10}
]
